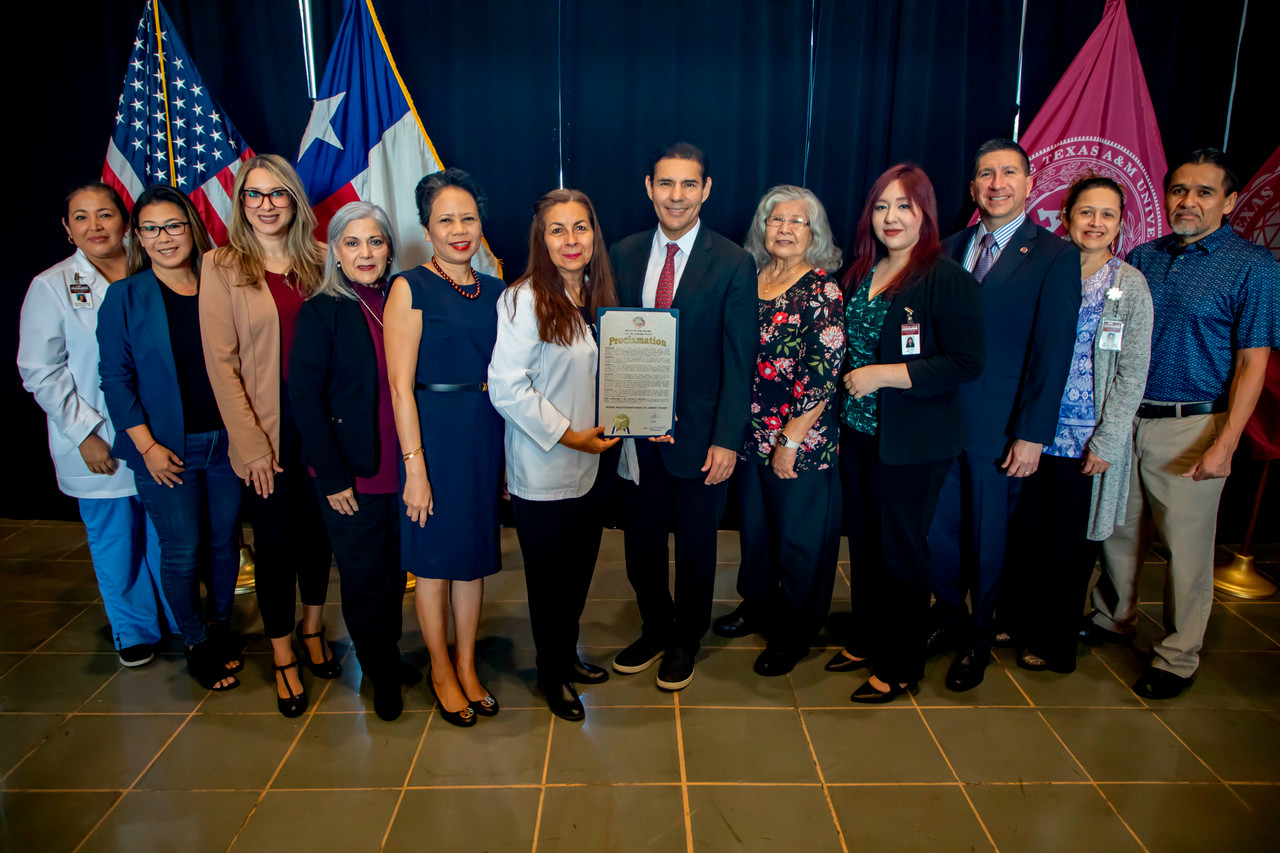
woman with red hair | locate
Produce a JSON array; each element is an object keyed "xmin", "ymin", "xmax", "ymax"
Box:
[{"xmin": 825, "ymin": 163, "xmax": 985, "ymax": 702}]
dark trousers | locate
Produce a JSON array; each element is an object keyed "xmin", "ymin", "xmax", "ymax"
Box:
[
  {"xmin": 927, "ymin": 448, "xmax": 1023, "ymax": 648},
  {"xmin": 134, "ymin": 429, "xmax": 242, "ymax": 647},
  {"xmin": 734, "ymin": 459, "xmax": 840, "ymax": 651},
  {"xmin": 1004, "ymin": 453, "xmax": 1099, "ymax": 671},
  {"xmin": 620, "ymin": 440, "xmax": 730, "ymax": 653},
  {"xmin": 842, "ymin": 427, "xmax": 949, "ymax": 684},
  {"xmin": 317, "ymin": 488, "xmax": 404, "ymax": 683},
  {"xmin": 240, "ymin": 418, "xmax": 332, "ymax": 639},
  {"xmin": 511, "ymin": 446, "xmax": 618, "ymax": 683}
]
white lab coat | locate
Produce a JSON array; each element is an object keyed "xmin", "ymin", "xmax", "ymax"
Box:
[
  {"xmin": 488, "ymin": 283, "xmax": 604, "ymax": 501},
  {"xmin": 18, "ymin": 251, "xmax": 136, "ymax": 499}
]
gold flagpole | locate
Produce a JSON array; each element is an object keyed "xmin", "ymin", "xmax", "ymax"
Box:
[{"xmin": 152, "ymin": 1, "xmax": 176, "ymax": 184}]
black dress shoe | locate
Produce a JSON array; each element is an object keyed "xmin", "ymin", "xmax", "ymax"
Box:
[
  {"xmin": 712, "ymin": 607, "xmax": 760, "ymax": 639},
  {"xmin": 753, "ymin": 645, "xmax": 808, "ymax": 677},
  {"xmin": 824, "ymin": 650, "xmax": 871, "ymax": 673},
  {"xmin": 850, "ymin": 677, "xmax": 916, "ymax": 704},
  {"xmin": 1133, "ymin": 665, "xmax": 1192, "ymax": 700},
  {"xmin": 373, "ymin": 679, "xmax": 403, "ymax": 721},
  {"xmin": 925, "ymin": 627, "xmax": 955, "ymax": 659},
  {"xmin": 945, "ymin": 647, "xmax": 990, "ymax": 692},
  {"xmin": 570, "ymin": 659, "xmax": 610, "ymax": 685},
  {"xmin": 541, "ymin": 681, "xmax": 585, "ymax": 721}
]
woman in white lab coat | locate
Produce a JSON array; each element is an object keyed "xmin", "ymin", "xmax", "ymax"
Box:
[{"xmin": 18, "ymin": 181, "xmax": 173, "ymax": 667}]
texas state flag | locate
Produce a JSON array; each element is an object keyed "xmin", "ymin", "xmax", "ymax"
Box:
[{"xmin": 294, "ymin": 0, "xmax": 501, "ymax": 276}]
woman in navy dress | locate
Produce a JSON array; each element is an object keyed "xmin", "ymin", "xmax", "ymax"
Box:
[{"xmin": 386, "ymin": 168, "xmax": 504, "ymax": 727}]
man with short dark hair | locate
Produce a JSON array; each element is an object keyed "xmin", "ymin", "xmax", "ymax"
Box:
[
  {"xmin": 929, "ymin": 138, "xmax": 1081, "ymax": 692},
  {"xmin": 1087, "ymin": 149, "xmax": 1278, "ymax": 700},
  {"xmin": 608, "ymin": 142, "xmax": 757, "ymax": 692}
]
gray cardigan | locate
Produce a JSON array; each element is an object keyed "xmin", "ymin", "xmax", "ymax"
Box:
[{"xmin": 1086, "ymin": 260, "xmax": 1154, "ymax": 540}]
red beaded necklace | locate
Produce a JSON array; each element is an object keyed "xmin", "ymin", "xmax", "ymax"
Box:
[{"xmin": 431, "ymin": 256, "xmax": 482, "ymax": 299}]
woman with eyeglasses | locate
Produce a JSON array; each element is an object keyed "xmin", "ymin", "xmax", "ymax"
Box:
[
  {"xmin": 290, "ymin": 202, "xmax": 411, "ymax": 721},
  {"xmin": 19, "ymin": 180, "xmax": 174, "ymax": 669},
  {"xmin": 200, "ymin": 154, "xmax": 337, "ymax": 717},
  {"xmin": 713, "ymin": 186, "xmax": 845, "ymax": 677},
  {"xmin": 97, "ymin": 185, "xmax": 242, "ymax": 691}
]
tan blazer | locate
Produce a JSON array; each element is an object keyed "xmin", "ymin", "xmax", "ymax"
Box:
[{"xmin": 198, "ymin": 250, "xmax": 282, "ymax": 478}]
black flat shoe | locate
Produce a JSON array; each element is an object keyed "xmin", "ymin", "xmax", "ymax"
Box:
[
  {"xmin": 569, "ymin": 659, "xmax": 610, "ymax": 685},
  {"xmin": 541, "ymin": 681, "xmax": 585, "ymax": 722},
  {"xmin": 429, "ymin": 682, "xmax": 477, "ymax": 728},
  {"xmin": 754, "ymin": 645, "xmax": 808, "ymax": 677},
  {"xmin": 469, "ymin": 685, "xmax": 499, "ymax": 717},
  {"xmin": 296, "ymin": 622, "xmax": 342, "ymax": 679},
  {"xmin": 850, "ymin": 677, "xmax": 916, "ymax": 704},
  {"xmin": 824, "ymin": 650, "xmax": 870, "ymax": 673},
  {"xmin": 274, "ymin": 658, "xmax": 308, "ymax": 718}
]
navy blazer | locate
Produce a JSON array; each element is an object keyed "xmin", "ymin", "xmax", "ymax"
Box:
[
  {"xmin": 288, "ymin": 291, "xmax": 381, "ymax": 496},
  {"xmin": 868, "ymin": 256, "xmax": 985, "ymax": 465},
  {"xmin": 609, "ymin": 224, "xmax": 758, "ymax": 479},
  {"xmin": 97, "ymin": 269, "xmax": 210, "ymax": 472},
  {"xmin": 942, "ymin": 218, "xmax": 1080, "ymax": 458}
]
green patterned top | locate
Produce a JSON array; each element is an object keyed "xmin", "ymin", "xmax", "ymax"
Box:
[{"xmin": 840, "ymin": 271, "xmax": 891, "ymax": 435}]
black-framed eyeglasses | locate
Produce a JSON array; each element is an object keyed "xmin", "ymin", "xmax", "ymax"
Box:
[
  {"xmin": 766, "ymin": 215, "xmax": 809, "ymax": 229},
  {"xmin": 137, "ymin": 222, "xmax": 190, "ymax": 239},
  {"xmin": 240, "ymin": 188, "xmax": 293, "ymax": 209}
]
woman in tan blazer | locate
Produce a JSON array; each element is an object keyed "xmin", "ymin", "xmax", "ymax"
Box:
[{"xmin": 200, "ymin": 154, "xmax": 338, "ymax": 717}]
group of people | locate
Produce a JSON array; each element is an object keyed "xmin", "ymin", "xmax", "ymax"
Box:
[{"xmin": 18, "ymin": 137, "xmax": 1276, "ymax": 729}]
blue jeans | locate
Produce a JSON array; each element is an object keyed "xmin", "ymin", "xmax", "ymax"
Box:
[
  {"xmin": 78, "ymin": 495, "xmax": 174, "ymax": 649},
  {"xmin": 135, "ymin": 429, "xmax": 242, "ymax": 647}
]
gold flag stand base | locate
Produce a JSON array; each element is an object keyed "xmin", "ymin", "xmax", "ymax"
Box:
[
  {"xmin": 405, "ymin": 575, "xmax": 416, "ymax": 594},
  {"xmin": 1214, "ymin": 552, "xmax": 1277, "ymax": 600},
  {"xmin": 235, "ymin": 545, "xmax": 256, "ymax": 595}
]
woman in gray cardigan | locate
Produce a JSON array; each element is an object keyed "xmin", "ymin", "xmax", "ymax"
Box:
[{"xmin": 1004, "ymin": 175, "xmax": 1153, "ymax": 674}]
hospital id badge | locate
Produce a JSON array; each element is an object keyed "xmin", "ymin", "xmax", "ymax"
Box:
[
  {"xmin": 900, "ymin": 323, "xmax": 920, "ymax": 355},
  {"xmin": 1098, "ymin": 319, "xmax": 1124, "ymax": 351},
  {"xmin": 68, "ymin": 277, "xmax": 93, "ymax": 310}
]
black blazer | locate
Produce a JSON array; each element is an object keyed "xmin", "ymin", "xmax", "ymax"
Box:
[
  {"xmin": 609, "ymin": 224, "xmax": 758, "ymax": 479},
  {"xmin": 869, "ymin": 256, "xmax": 985, "ymax": 465},
  {"xmin": 942, "ymin": 218, "xmax": 1080, "ymax": 458},
  {"xmin": 289, "ymin": 292, "xmax": 381, "ymax": 496}
]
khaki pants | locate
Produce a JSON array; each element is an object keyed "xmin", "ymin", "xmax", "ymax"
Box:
[{"xmin": 1092, "ymin": 413, "xmax": 1227, "ymax": 678}]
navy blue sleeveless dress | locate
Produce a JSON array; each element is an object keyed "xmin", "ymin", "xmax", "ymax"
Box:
[{"xmin": 399, "ymin": 265, "xmax": 504, "ymax": 580}]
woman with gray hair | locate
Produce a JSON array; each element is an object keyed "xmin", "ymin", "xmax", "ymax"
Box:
[
  {"xmin": 290, "ymin": 201, "xmax": 412, "ymax": 720},
  {"xmin": 712, "ymin": 185, "xmax": 846, "ymax": 677}
]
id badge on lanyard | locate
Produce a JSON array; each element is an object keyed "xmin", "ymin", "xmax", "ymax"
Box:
[
  {"xmin": 900, "ymin": 307, "xmax": 920, "ymax": 356},
  {"xmin": 68, "ymin": 273, "xmax": 93, "ymax": 310}
]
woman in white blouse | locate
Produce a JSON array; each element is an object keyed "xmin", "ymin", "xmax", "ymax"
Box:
[{"xmin": 488, "ymin": 189, "xmax": 620, "ymax": 722}]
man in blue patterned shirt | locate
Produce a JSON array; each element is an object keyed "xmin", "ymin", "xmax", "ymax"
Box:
[{"xmin": 1087, "ymin": 149, "xmax": 1278, "ymax": 699}]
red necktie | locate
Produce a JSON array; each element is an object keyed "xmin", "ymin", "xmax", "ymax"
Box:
[{"xmin": 655, "ymin": 242, "xmax": 679, "ymax": 310}]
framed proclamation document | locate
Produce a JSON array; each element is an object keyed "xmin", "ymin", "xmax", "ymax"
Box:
[{"xmin": 596, "ymin": 308, "xmax": 679, "ymax": 438}]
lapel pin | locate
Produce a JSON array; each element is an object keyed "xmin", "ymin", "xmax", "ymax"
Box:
[{"xmin": 1019, "ymin": 247, "xmax": 1028, "ymax": 253}]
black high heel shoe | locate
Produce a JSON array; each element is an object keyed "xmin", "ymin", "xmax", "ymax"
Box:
[
  {"xmin": 824, "ymin": 650, "xmax": 871, "ymax": 673},
  {"xmin": 850, "ymin": 677, "xmax": 917, "ymax": 704},
  {"xmin": 295, "ymin": 622, "xmax": 341, "ymax": 679},
  {"xmin": 274, "ymin": 658, "xmax": 309, "ymax": 718}
]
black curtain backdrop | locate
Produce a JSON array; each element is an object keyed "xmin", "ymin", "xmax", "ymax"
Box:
[{"xmin": 8, "ymin": 0, "xmax": 1275, "ymax": 535}]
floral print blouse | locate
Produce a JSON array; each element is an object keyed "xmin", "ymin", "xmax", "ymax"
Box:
[{"xmin": 742, "ymin": 268, "xmax": 846, "ymax": 471}]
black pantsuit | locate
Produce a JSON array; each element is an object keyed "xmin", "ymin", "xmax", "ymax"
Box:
[
  {"xmin": 842, "ymin": 427, "xmax": 949, "ymax": 684},
  {"xmin": 240, "ymin": 415, "xmax": 333, "ymax": 640},
  {"xmin": 511, "ymin": 446, "xmax": 618, "ymax": 683},
  {"xmin": 735, "ymin": 459, "xmax": 841, "ymax": 651},
  {"xmin": 620, "ymin": 440, "xmax": 730, "ymax": 653},
  {"xmin": 317, "ymin": 490, "xmax": 404, "ymax": 683},
  {"xmin": 1003, "ymin": 453, "xmax": 1099, "ymax": 672}
]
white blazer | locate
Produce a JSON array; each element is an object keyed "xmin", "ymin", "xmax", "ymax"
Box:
[
  {"xmin": 488, "ymin": 282, "xmax": 600, "ymax": 501},
  {"xmin": 18, "ymin": 251, "xmax": 136, "ymax": 499}
]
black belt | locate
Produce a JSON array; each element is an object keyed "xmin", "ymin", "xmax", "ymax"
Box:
[
  {"xmin": 1136, "ymin": 400, "xmax": 1226, "ymax": 419},
  {"xmin": 416, "ymin": 382, "xmax": 488, "ymax": 392}
]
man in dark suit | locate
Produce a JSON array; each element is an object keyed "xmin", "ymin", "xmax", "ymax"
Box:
[
  {"xmin": 928, "ymin": 138, "xmax": 1080, "ymax": 691},
  {"xmin": 609, "ymin": 142, "xmax": 757, "ymax": 691}
]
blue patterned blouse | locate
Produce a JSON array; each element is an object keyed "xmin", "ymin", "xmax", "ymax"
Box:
[{"xmin": 1045, "ymin": 258, "xmax": 1117, "ymax": 459}]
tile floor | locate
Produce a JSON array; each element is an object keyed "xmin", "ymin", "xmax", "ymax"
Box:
[{"xmin": 1, "ymin": 517, "xmax": 1278, "ymax": 852}]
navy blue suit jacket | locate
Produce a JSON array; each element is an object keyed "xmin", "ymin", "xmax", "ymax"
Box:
[
  {"xmin": 942, "ymin": 217, "xmax": 1080, "ymax": 458},
  {"xmin": 609, "ymin": 224, "xmax": 758, "ymax": 479},
  {"xmin": 97, "ymin": 269, "xmax": 198, "ymax": 472}
]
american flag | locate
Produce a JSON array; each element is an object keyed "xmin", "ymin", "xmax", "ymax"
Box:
[{"xmin": 102, "ymin": 0, "xmax": 254, "ymax": 245}]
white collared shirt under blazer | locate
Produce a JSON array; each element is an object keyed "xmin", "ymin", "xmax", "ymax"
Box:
[
  {"xmin": 18, "ymin": 250, "xmax": 136, "ymax": 499},
  {"xmin": 488, "ymin": 282, "xmax": 601, "ymax": 501}
]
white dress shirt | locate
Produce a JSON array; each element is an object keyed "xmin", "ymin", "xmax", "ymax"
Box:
[
  {"xmin": 18, "ymin": 251, "xmax": 136, "ymax": 499},
  {"xmin": 640, "ymin": 219, "xmax": 702, "ymax": 308}
]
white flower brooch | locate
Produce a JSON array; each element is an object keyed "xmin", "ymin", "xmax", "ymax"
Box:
[{"xmin": 1106, "ymin": 286, "xmax": 1123, "ymax": 301}]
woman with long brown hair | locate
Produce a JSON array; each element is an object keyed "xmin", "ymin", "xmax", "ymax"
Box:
[
  {"xmin": 200, "ymin": 154, "xmax": 338, "ymax": 717},
  {"xmin": 488, "ymin": 189, "xmax": 621, "ymax": 721},
  {"xmin": 828, "ymin": 163, "xmax": 984, "ymax": 702}
]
